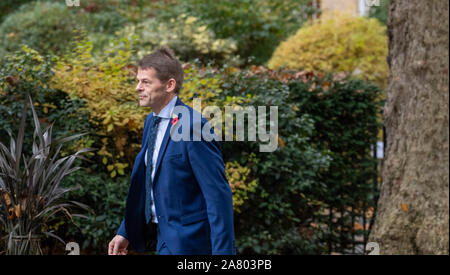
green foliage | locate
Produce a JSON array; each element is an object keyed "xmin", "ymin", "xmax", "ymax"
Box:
[
  {"xmin": 84, "ymin": 10, "xmax": 131, "ymax": 54},
  {"xmin": 84, "ymin": 10, "xmax": 129, "ymax": 34},
  {"xmin": 0, "ymin": 0, "xmax": 35, "ymax": 23},
  {"xmin": 58, "ymin": 169, "xmax": 128, "ymax": 254},
  {"xmin": 0, "ymin": 1, "xmax": 82, "ymax": 57},
  {"xmin": 0, "ymin": 1, "xmax": 133, "ymax": 58},
  {"xmin": 369, "ymin": 0, "xmax": 389, "ymax": 25},
  {"xmin": 0, "ymin": 94, "xmax": 92, "ymax": 255},
  {"xmin": 203, "ymin": 67, "xmax": 331, "ymax": 254},
  {"xmin": 0, "ymin": 0, "xmax": 317, "ymax": 66},
  {"xmin": 0, "ymin": 22, "xmax": 380, "ymax": 254},
  {"xmin": 213, "ymin": 67, "xmax": 382, "ymax": 254},
  {"xmin": 0, "ymin": 45, "xmax": 97, "ymax": 255},
  {"xmin": 225, "ymin": 161, "xmax": 258, "ymax": 213},
  {"xmin": 0, "ymin": 45, "xmax": 92, "ymax": 156},
  {"xmin": 155, "ymin": 0, "xmax": 316, "ymax": 66},
  {"xmin": 178, "ymin": 64, "xmax": 227, "ymax": 107},
  {"xmin": 116, "ymin": 15, "xmax": 239, "ymax": 66},
  {"xmin": 287, "ymin": 71, "xmax": 383, "ymax": 253},
  {"xmin": 51, "ymin": 35, "xmax": 146, "ymax": 178},
  {"xmin": 0, "ymin": 44, "xmax": 130, "ymax": 254},
  {"xmin": 268, "ymin": 13, "xmax": 388, "ymax": 88}
]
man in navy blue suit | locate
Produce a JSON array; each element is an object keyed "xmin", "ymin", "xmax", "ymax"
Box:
[{"xmin": 108, "ymin": 46, "xmax": 236, "ymax": 255}]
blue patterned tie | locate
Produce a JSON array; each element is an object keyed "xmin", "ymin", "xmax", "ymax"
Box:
[{"xmin": 145, "ymin": 115, "xmax": 162, "ymax": 224}]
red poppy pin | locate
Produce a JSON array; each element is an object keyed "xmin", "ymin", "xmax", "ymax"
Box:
[{"xmin": 171, "ymin": 114, "xmax": 179, "ymax": 125}]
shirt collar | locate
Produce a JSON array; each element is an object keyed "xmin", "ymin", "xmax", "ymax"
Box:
[{"xmin": 155, "ymin": 95, "xmax": 178, "ymax": 119}]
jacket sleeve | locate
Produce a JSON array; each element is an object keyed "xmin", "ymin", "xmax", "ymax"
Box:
[
  {"xmin": 117, "ymin": 219, "xmax": 127, "ymax": 240},
  {"xmin": 187, "ymin": 119, "xmax": 236, "ymax": 255},
  {"xmin": 116, "ymin": 113, "xmax": 152, "ymax": 240}
]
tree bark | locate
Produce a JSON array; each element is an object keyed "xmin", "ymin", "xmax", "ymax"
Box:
[{"xmin": 368, "ymin": 0, "xmax": 449, "ymax": 254}]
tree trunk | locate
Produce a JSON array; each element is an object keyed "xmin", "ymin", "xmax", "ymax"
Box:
[{"xmin": 368, "ymin": 0, "xmax": 449, "ymax": 254}]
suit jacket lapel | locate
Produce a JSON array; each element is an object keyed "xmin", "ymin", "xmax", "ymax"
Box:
[
  {"xmin": 152, "ymin": 97, "xmax": 184, "ymax": 186},
  {"xmin": 140, "ymin": 113, "xmax": 154, "ymax": 158},
  {"xmin": 130, "ymin": 113, "xmax": 152, "ymax": 191}
]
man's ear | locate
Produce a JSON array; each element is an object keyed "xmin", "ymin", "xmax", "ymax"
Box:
[{"xmin": 165, "ymin": 78, "xmax": 177, "ymax": 93}]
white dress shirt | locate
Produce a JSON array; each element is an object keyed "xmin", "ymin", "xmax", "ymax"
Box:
[{"xmin": 145, "ymin": 95, "xmax": 178, "ymax": 223}]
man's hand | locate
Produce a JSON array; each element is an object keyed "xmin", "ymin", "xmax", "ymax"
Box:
[{"xmin": 108, "ymin": 235, "xmax": 129, "ymax": 255}]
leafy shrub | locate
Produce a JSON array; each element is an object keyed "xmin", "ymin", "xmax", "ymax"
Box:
[
  {"xmin": 213, "ymin": 68, "xmax": 331, "ymax": 254},
  {"xmin": 51, "ymin": 35, "xmax": 243, "ymax": 178},
  {"xmin": 0, "ymin": 1, "xmax": 82, "ymax": 57},
  {"xmin": 178, "ymin": 63, "xmax": 230, "ymax": 108},
  {"xmin": 0, "ymin": 95, "xmax": 92, "ymax": 255},
  {"xmin": 225, "ymin": 161, "xmax": 258, "ymax": 213},
  {"xmin": 287, "ymin": 71, "xmax": 383, "ymax": 253},
  {"xmin": 84, "ymin": 10, "xmax": 129, "ymax": 34},
  {"xmin": 0, "ymin": 44, "xmax": 96, "ymax": 255},
  {"xmin": 0, "ymin": 1, "xmax": 133, "ymax": 58},
  {"xmin": 0, "ymin": 45, "xmax": 92, "ymax": 157},
  {"xmin": 0, "ymin": 41, "xmax": 133, "ymax": 255},
  {"xmin": 57, "ymin": 169, "xmax": 128, "ymax": 254},
  {"xmin": 116, "ymin": 15, "xmax": 239, "ymax": 66},
  {"xmin": 51, "ymin": 35, "xmax": 145, "ymax": 178},
  {"xmin": 369, "ymin": 0, "xmax": 389, "ymax": 25},
  {"xmin": 209, "ymin": 66, "xmax": 382, "ymax": 254},
  {"xmin": 158, "ymin": 0, "xmax": 316, "ymax": 66},
  {"xmin": 117, "ymin": 62, "xmax": 380, "ymax": 254},
  {"xmin": 1, "ymin": 35, "xmax": 381, "ymax": 255},
  {"xmin": 0, "ymin": 0, "xmax": 35, "ymax": 23},
  {"xmin": 268, "ymin": 13, "xmax": 388, "ymax": 88},
  {"xmin": 83, "ymin": 10, "xmax": 131, "ymax": 54}
]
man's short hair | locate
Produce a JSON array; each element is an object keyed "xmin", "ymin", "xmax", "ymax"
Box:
[{"xmin": 138, "ymin": 46, "xmax": 184, "ymax": 94}]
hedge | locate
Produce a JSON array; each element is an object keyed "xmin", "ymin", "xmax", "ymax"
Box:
[
  {"xmin": 268, "ymin": 13, "xmax": 388, "ymax": 89},
  {"xmin": 1, "ymin": 45, "xmax": 382, "ymax": 254}
]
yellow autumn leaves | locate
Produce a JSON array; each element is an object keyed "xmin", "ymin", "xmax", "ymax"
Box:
[
  {"xmin": 268, "ymin": 12, "xmax": 388, "ymax": 89},
  {"xmin": 104, "ymin": 158, "xmax": 129, "ymax": 178},
  {"xmin": 2, "ymin": 192, "xmax": 29, "ymax": 220},
  {"xmin": 225, "ymin": 161, "xmax": 258, "ymax": 213},
  {"xmin": 51, "ymin": 36, "xmax": 147, "ymax": 179}
]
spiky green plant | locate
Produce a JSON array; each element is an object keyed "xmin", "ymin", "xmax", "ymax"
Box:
[{"xmin": 0, "ymin": 94, "xmax": 92, "ymax": 255}]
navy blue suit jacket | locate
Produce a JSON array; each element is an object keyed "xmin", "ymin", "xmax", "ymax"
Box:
[{"xmin": 117, "ymin": 97, "xmax": 236, "ymax": 255}]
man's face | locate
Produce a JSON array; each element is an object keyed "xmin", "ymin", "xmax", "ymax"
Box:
[{"xmin": 136, "ymin": 67, "xmax": 169, "ymax": 109}]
